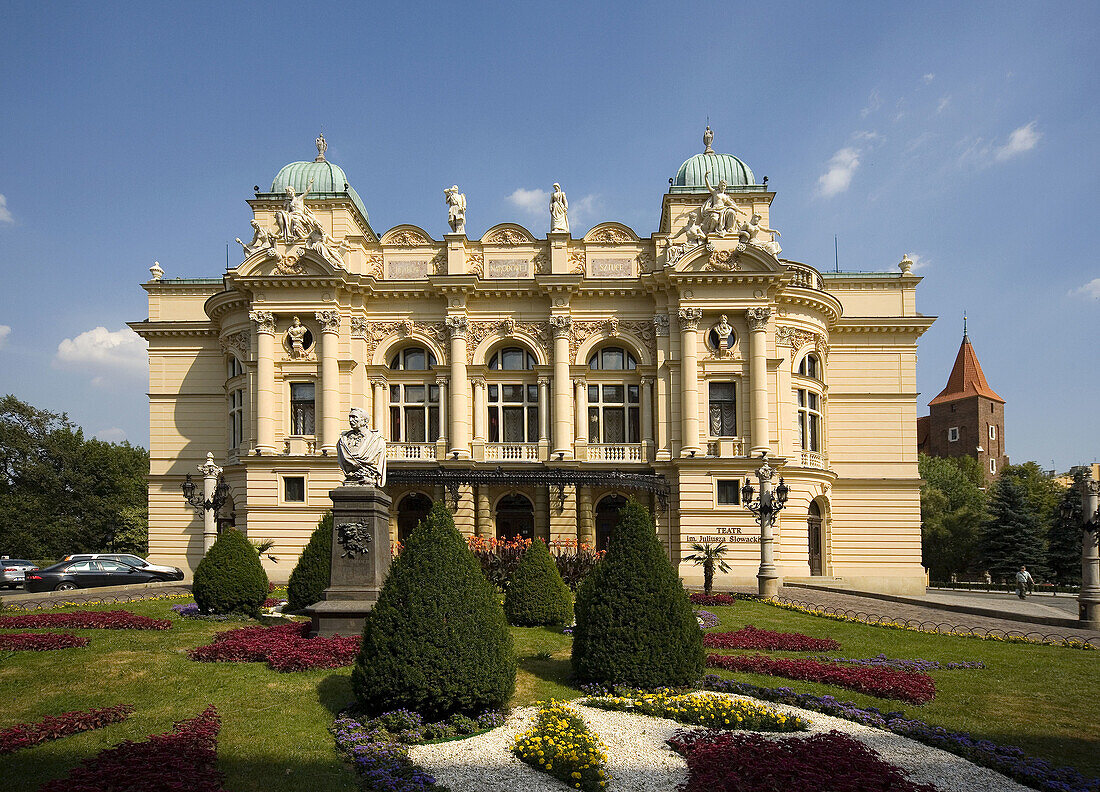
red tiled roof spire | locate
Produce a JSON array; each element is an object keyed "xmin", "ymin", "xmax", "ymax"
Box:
[{"xmin": 928, "ymin": 327, "xmax": 1004, "ymax": 405}]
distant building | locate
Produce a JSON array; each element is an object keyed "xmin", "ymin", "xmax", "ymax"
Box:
[{"xmin": 917, "ymin": 329, "xmax": 1006, "ymax": 479}]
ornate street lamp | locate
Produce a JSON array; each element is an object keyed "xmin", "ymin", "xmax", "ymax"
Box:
[
  {"xmin": 741, "ymin": 452, "xmax": 789, "ymax": 598},
  {"xmin": 181, "ymin": 453, "xmax": 231, "ymax": 553},
  {"xmin": 1076, "ymin": 478, "xmax": 1100, "ymax": 629}
]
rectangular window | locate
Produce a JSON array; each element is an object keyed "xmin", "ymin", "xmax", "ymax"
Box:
[
  {"xmin": 989, "ymin": 425, "xmax": 996, "ymax": 440},
  {"xmin": 283, "ymin": 476, "xmax": 305, "ymax": 503},
  {"xmin": 487, "ymin": 381, "xmax": 537, "ymax": 443},
  {"xmin": 290, "ymin": 382, "xmax": 316, "ymax": 435},
  {"xmin": 796, "ymin": 388, "xmax": 821, "ymax": 452},
  {"xmin": 948, "ymin": 427, "xmax": 959, "ymax": 442},
  {"xmin": 716, "ymin": 479, "xmax": 741, "ymax": 505},
  {"xmin": 709, "ymin": 382, "xmax": 736, "ymax": 437},
  {"xmin": 388, "ymin": 383, "xmax": 441, "ymax": 443},
  {"xmin": 990, "ymin": 458, "xmax": 996, "ymax": 474},
  {"xmin": 229, "ymin": 388, "xmax": 244, "ymax": 449}
]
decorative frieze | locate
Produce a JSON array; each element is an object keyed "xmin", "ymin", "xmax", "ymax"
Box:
[
  {"xmin": 219, "ymin": 330, "xmax": 250, "ymax": 358},
  {"xmin": 570, "ymin": 319, "xmax": 656, "ymax": 362},
  {"xmin": 485, "ymin": 228, "xmax": 529, "ymax": 245},
  {"xmin": 362, "ymin": 319, "xmax": 446, "ymax": 361},
  {"xmin": 466, "ymin": 251, "xmax": 484, "ymax": 277},
  {"xmin": 533, "ymin": 250, "xmax": 550, "ymax": 275},
  {"xmin": 444, "ymin": 315, "xmax": 468, "ymax": 340},
  {"xmin": 653, "ymin": 314, "xmax": 670, "ymax": 337},
  {"xmin": 464, "ymin": 319, "xmax": 550, "ymax": 363},
  {"xmin": 549, "ymin": 315, "xmax": 572, "ymax": 338},
  {"xmin": 350, "ymin": 317, "xmax": 369, "ymax": 339},
  {"xmin": 387, "ymin": 230, "xmax": 431, "ymax": 246},
  {"xmin": 706, "ymin": 248, "xmax": 742, "ymax": 272},
  {"xmin": 568, "ymin": 249, "xmax": 585, "ymax": 274},
  {"xmin": 637, "ymin": 250, "xmax": 655, "ymax": 274},
  {"xmin": 430, "ymin": 248, "xmax": 446, "ymax": 275},
  {"xmin": 590, "ymin": 227, "xmax": 632, "ymax": 243},
  {"xmin": 775, "ymin": 325, "xmax": 828, "ymax": 358}
]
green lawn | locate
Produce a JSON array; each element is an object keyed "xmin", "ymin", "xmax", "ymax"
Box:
[{"xmin": 0, "ymin": 595, "xmax": 1095, "ymax": 791}]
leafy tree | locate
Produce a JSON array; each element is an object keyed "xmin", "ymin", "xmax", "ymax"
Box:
[
  {"xmin": 918, "ymin": 454, "xmax": 986, "ymax": 579},
  {"xmin": 192, "ymin": 529, "xmax": 269, "ymax": 616},
  {"xmin": 352, "ymin": 502, "xmax": 516, "ymax": 719},
  {"xmin": 978, "ymin": 475, "xmax": 1049, "ymax": 581},
  {"xmin": 571, "ymin": 498, "xmax": 704, "ymax": 688},
  {"xmin": 684, "ymin": 541, "xmax": 731, "ymax": 594},
  {"xmin": 504, "ymin": 539, "xmax": 573, "ymax": 626},
  {"xmin": 1048, "ymin": 467, "xmax": 1089, "ymax": 586},
  {"xmin": 287, "ymin": 512, "xmax": 332, "ymax": 611}
]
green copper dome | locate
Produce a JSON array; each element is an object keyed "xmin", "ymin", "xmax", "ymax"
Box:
[
  {"xmin": 671, "ymin": 126, "xmax": 760, "ymax": 192},
  {"xmin": 266, "ymin": 136, "xmax": 370, "ymax": 224}
]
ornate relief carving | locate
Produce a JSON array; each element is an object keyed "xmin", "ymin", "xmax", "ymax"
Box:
[
  {"xmin": 653, "ymin": 314, "xmax": 670, "ymax": 337},
  {"xmin": 466, "ymin": 251, "xmax": 484, "ymax": 276},
  {"xmin": 775, "ymin": 325, "xmax": 828, "ymax": 358},
  {"xmin": 273, "ymin": 251, "xmax": 307, "ymax": 276},
  {"xmin": 485, "ymin": 228, "xmax": 529, "ymax": 245},
  {"xmin": 430, "ymin": 248, "xmax": 446, "ymax": 275},
  {"xmin": 568, "ymin": 249, "xmax": 585, "ymax": 274},
  {"xmin": 219, "ymin": 330, "xmax": 250, "ymax": 358},
  {"xmin": 388, "ymin": 230, "xmax": 431, "ymax": 246},
  {"xmin": 315, "ymin": 310, "xmax": 341, "ymax": 333},
  {"xmin": 445, "ymin": 315, "xmax": 468, "ymax": 340},
  {"xmin": 533, "ymin": 250, "xmax": 550, "ymax": 275},
  {"xmin": 637, "ymin": 250, "xmax": 655, "ymax": 273},
  {"xmin": 590, "ymin": 227, "xmax": 632, "ymax": 243},
  {"xmin": 350, "ymin": 317, "xmax": 369, "ymax": 339},
  {"xmin": 745, "ymin": 307, "xmax": 772, "ymax": 331},
  {"xmin": 665, "ymin": 242, "xmax": 687, "ymax": 266},
  {"xmin": 677, "ymin": 308, "xmax": 703, "ymax": 332},
  {"xmin": 465, "ymin": 320, "xmax": 550, "ymax": 364},
  {"xmin": 706, "ymin": 248, "xmax": 742, "ymax": 272},
  {"xmin": 366, "ymin": 252, "xmax": 384, "ymax": 278},
  {"xmin": 362, "ymin": 320, "xmax": 447, "ymax": 361},
  {"xmin": 569, "ymin": 319, "xmax": 655, "ymax": 362},
  {"xmin": 248, "ymin": 310, "xmax": 276, "ymax": 334},
  {"xmin": 550, "ymin": 315, "xmax": 572, "ymax": 338}
]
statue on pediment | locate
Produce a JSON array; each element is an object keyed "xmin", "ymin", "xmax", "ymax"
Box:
[
  {"xmin": 445, "ymin": 185, "xmax": 467, "ymax": 235},
  {"xmin": 701, "ymin": 171, "xmax": 742, "ymax": 237},
  {"xmin": 236, "ymin": 219, "xmax": 278, "ymax": 258},
  {"xmin": 742, "ymin": 214, "xmax": 782, "ymax": 258},
  {"xmin": 276, "ymin": 180, "xmax": 322, "ymax": 243},
  {"xmin": 304, "ymin": 226, "xmax": 351, "ymax": 269},
  {"xmin": 550, "ymin": 183, "xmax": 569, "ymax": 233}
]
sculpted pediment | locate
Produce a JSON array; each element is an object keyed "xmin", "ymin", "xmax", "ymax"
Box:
[
  {"xmin": 482, "ymin": 223, "xmax": 537, "ymax": 245},
  {"xmin": 237, "ymin": 247, "xmax": 337, "ymax": 278},
  {"xmin": 380, "ymin": 225, "xmax": 436, "ymax": 246},
  {"xmin": 583, "ymin": 222, "xmax": 639, "ymax": 244},
  {"xmin": 666, "ymin": 239, "xmax": 785, "ymax": 274}
]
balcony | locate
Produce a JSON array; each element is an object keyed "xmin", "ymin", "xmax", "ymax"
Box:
[
  {"xmin": 485, "ymin": 443, "xmax": 540, "ymax": 462},
  {"xmin": 387, "ymin": 443, "xmax": 438, "ymax": 461},
  {"xmin": 786, "ymin": 262, "xmax": 825, "ymax": 291},
  {"xmin": 585, "ymin": 443, "xmax": 645, "ymax": 463},
  {"xmin": 706, "ymin": 438, "xmax": 745, "ymax": 458},
  {"xmin": 800, "ymin": 451, "xmax": 826, "ymax": 469}
]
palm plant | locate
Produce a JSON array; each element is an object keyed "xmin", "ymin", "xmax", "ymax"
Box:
[{"xmin": 684, "ymin": 542, "xmax": 731, "ymax": 594}]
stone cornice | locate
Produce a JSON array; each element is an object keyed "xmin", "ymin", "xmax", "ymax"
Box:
[
  {"xmin": 831, "ymin": 316, "xmax": 936, "ymax": 335},
  {"xmin": 128, "ymin": 320, "xmax": 215, "ymax": 339}
]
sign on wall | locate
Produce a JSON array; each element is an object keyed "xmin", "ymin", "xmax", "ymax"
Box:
[
  {"xmin": 486, "ymin": 258, "xmax": 532, "ymax": 278},
  {"xmin": 387, "ymin": 259, "xmax": 430, "ymax": 279}
]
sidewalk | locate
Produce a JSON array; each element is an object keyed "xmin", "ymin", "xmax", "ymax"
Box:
[{"xmin": 1, "ymin": 581, "xmax": 190, "ymax": 609}]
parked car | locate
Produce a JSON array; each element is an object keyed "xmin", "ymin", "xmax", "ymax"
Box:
[
  {"xmin": 62, "ymin": 553, "xmax": 182, "ymax": 577},
  {"xmin": 0, "ymin": 559, "xmax": 39, "ymax": 589},
  {"xmin": 24, "ymin": 559, "xmax": 184, "ymax": 593}
]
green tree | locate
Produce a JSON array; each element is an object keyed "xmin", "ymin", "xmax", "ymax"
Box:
[
  {"xmin": 192, "ymin": 529, "xmax": 269, "ymax": 616},
  {"xmin": 504, "ymin": 539, "xmax": 573, "ymax": 626},
  {"xmin": 287, "ymin": 512, "xmax": 332, "ymax": 611},
  {"xmin": 918, "ymin": 454, "xmax": 986, "ymax": 579},
  {"xmin": 1047, "ymin": 468, "xmax": 1089, "ymax": 586},
  {"xmin": 352, "ymin": 502, "xmax": 516, "ymax": 719},
  {"xmin": 571, "ymin": 498, "xmax": 704, "ymax": 688},
  {"xmin": 1001, "ymin": 462, "xmax": 1063, "ymax": 534},
  {"xmin": 684, "ymin": 541, "xmax": 731, "ymax": 594},
  {"xmin": 978, "ymin": 475, "xmax": 1050, "ymax": 581}
]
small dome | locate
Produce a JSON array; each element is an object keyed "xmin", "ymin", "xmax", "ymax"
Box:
[
  {"xmin": 267, "ymin": 135, "xmax": 370, "ymax": 223},
  {"xmin": 672, "ymin": 126, "xmax": 758, "ymax": 192}
]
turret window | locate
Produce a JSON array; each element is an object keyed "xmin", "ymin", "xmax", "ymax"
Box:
[
  {"xmin": 797, "ymin": 389, "xmax": 821, "ymax": 452},
  {"xmin": 290, "ymin": 382, "xmax": 316, "ymax": 436},
  {"xmin": 798, "ymin": 354, "xmax": 820, "ymax": 379}
]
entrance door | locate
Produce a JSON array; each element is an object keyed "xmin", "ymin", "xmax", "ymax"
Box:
[
  {"xmin": 808, "ymin": 501, "xmax": 823, "ymax": 576},
  {"xmin": 496, "ymin": 494, "xmax": 534, "ymax": 541},
  {"xmin": 594, "ymin": 494, "xmax": 628, "ymax": 552},
  {"xmin": 397, "ymin": 493, "xmax": 433, "ymax": 544}
]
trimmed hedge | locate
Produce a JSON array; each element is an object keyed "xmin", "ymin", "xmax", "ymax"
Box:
[
  {"xmin": 504, "ymin": 539, "xmax": 573, "ymax": 626},
  {"xmin": 571, "ymin": 498, "xmax": 704, "ymax": 688},
  {"xmin": 287, "ymin": 511, "xmax": 332, "ymax": 611},
  {"xmin": 192, "ymin": 529, "xmax": 269, "ymax": 617},
  {"xmin": 352, "ymin": 502, "xmax": 516, "ymax": 720}
]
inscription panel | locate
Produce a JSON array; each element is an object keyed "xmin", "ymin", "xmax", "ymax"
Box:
[
  {"xmin": 387, "ymin": 259, "xmax": 430, "ymax": 279},
  {"xmin": 588, "ymin": 257, "xmax": 634, "ymax": 278},
  {"xmin": 486, "ymin": 258, "xmax": 531, "ymax": 279}
]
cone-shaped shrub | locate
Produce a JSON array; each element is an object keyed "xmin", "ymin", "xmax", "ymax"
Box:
[
  {"xmin": 192, "ymin": 529, "xmax": 269, "ymax": 617},
  {"xmin": 352, "ymin": 502, "xmax": 516, "ymax": 719},
  {"xmin": 505, "ymin": 539, "xmax": 573, "ymax": 626},
  {"xmin": 286, "ymin": 512, "xmax": 332, "ymax": 611},
  {"xmin": 571, "ymin": 498, "xmax": 704, "ymax": 688}
]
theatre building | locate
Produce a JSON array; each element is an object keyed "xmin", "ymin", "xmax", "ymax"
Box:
[{"xmin": 131, "ymin": 130, "xmax": 934, "ymax": 594}]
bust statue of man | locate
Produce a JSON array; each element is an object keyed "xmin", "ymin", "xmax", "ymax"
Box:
[{"xmin": 337, "ymin": 408, "xmax": 387, "ymax": 487}]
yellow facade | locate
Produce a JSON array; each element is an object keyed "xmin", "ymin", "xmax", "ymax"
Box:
[{"xmin": 131, "ymin": 136, "xmax": 934, "ymax": 594}]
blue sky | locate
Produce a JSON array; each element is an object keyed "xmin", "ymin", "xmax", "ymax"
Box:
[{"xmin": 0, "ymin": 2, "xmax": 1096, "ymax": 470}]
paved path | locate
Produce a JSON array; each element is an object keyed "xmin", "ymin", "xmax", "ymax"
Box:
[
  {"xmin": 1, "ymin": 582, "xmax": 190, "ymax": 609},
  {"xmin": 925, "ymin": 588, "xmax": 1079, "ymax": 618}
]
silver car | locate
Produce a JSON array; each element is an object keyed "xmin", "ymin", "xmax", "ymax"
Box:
[
  {"xmin": 0, "ymin": 559, "xmax": 39, "ymax": 589},
  {"xmin": 62, "ymin": 554, "xmax": 182, "ymax": 578}
]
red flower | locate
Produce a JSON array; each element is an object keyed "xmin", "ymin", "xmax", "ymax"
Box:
[
  {"xmin": 704, "ymin": 626, "xmax": 841, "ymax": 652},
  {"xmin": 0, "ymin": 610, "xmax": 171, "ymax": 630},
  {"xmin": 188, "ymin": 621, "xmax": 360, "ymax": 672},
  {"xmin": 0, "ymin": 705, "xmax": 133, "ymax": 754},
  {"xmin": 0, "ymin": 632, "xmax": 88, "ymax": 651}
]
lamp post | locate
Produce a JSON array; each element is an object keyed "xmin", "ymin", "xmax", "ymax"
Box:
[
  {"xmin": 182, "ymin": 452, "xmax": 230, "ymax": 553},
  {"xmin": 1074, "ymin": 478, "xmax": 1100, "ymax": 629},
  {"xmin": 741, "ymin": 453, "xmax": 789, "ymax": 598}
]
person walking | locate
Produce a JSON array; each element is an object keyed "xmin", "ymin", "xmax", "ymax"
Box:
[{"xmin": 1015, "ymin": 566, "xmax": 1035, "ymax": 599}]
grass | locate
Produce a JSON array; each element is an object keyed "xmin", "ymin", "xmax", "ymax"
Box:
[{"xmin": 0, "ymin": 595, "xmax": 1095, "ymax": 790}]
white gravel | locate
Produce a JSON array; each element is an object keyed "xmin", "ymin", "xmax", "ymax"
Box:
[{"xmin": 409, "ymin": 694, "xmax": 1036, "ymax": 792}]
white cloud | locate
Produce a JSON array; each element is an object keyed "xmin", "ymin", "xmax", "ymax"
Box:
[
  {"xmin": 568, "ymin": 194, "xmax": 603, "ymax": 227},
  {"xmin": 995, "ymin": 121, "xmax": 1041, "ymax": 161},
  {"xmin": 1069, "ymin": 277, "xmax": 1100, "ymax": 300},
  {"xmin": 506, "ymin": 187, "xmax": 549, "ymax": 216},
  {"xmin": 0, "ymin": 325, "xmax": 10, "ymax": 349},
  {"xmin": 936, "ymin": 96, "xmax": 951, "ymax": 114},
  {"xmin": 93, "ymin": 427, "xmax": 128, "ymax": 443},
  {"xmin": 923, "ymin": 73, "xmax": 935, "ymax": 84},
  {"xmin": 55, "ymin": 326, "xmax": 147, "ymax": 378},
  {"xmin": 817, "ymin": 147, "xmax": 861, "ymax": 197},
  {"xmin": 860, "ymin": 89, "xmax": 881, "ymax": 118},
  {"xmin": 907, "ymin": 253, "xmax": 931, "ymax": 271},
  {"xmin": 0, "ymin": 194, "xmax": 13, "ymax": 224}
]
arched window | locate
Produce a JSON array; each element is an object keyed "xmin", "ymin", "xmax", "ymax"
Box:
[
  {"xmin": 586, "ymin": 347, "xmax": 640, "ymax": 444},
  {"xmin": 489, "ymin": 347, "xmax": 537, "ymax": 370},
  {"xmin": 389, "ymin": 347, "xmax": 437, "ymax": 370},
  {"xmin": 587, "ymin": 347, "xmax": 637, "ymax": 370},
  {"xmin": 798, "ymin": 354, "xmax": 820, "ymax": 379},
  {"xmin": 388, "ymin": 347, "xmax": 440, "ymax": 443},
  {"xmin": 397, "ymin": 492, "xmax": 433, "ymax": 544},
  {"xmin": 487, "ymin": 346, "xmax": 539, "ymax": 444}
]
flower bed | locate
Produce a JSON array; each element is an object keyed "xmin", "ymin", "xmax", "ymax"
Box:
[
  {"xmin": 668, "ymin": 729, "xmax": 939, "ymax": 792},
  {"xmin": 699, "ymin": 675, "xmax": 1100, "ymax": 792},
  {"xmin": 188, "ymin": 621, "xmax": 359, "ymax": 672},
  {"xmin": 694, "ymin": 610, "xmax": 718, "ymax": 629},
  {"xmin": 689, "ymin": 593, "xmax": 735, "ymax": 606},
  {"xmin": 585, "ymin": 690, "xmax": 806, "ymax": 732},
  {"xmin": 170, "ymin": 603, "xmax": 229, "ymax": 621},
  {"xmin": 706, "ymin": 653, "xmax": 936, "ymax": 704},
  {"xmin": 0, "ymin": 632, "xmax": 88, "ymax": 651},
  {"xmin": 814, "ymin": 653, "xmax": 985, "ymax": 672},
  {"xmin": 704, "ymin": 625, "xmax": 840, "ymax": 651},
  {"xmin": 513, "ymin": 702, "xmax": 610, "ymax": 791},
  {"xmin": 0, "ymin": 610, "xmax": 171, "ymax": 630},
  {"xmin": 0, "ymin": 705, "xmax": 133, "ymax": 753},
  {"xmin": 40, "ymin": 706, "xmax": 225, "ymax": 792},
  {"xmin": 467, "ymin": 536, "xmax": 604, "ymax": 591}
]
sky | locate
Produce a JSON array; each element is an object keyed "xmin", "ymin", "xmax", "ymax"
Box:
[{"xmin": 0, "ymin": 1, "xmax": 1097, "ymax": 470}]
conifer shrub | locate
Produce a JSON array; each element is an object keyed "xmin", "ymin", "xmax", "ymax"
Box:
[
  {"xmin": 192, "ymin": 529, "xmax": 269, "ymax": 617},
  {"xmin": 286, "ymin": 512, "xmax": 332, "ymax": 611},
  {"xmin": 504, "ymin": 539, "xmax": 574, "ymax": 626},
  {"xmin": 352, "ymin": 502, "xmax": 516, "ymax": 720},
  {"xmin": 571, "ymin": 498, "xmax": 704, "ymax": 688}
]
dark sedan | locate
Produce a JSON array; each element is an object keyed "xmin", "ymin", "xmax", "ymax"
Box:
[{"xmin": 23, "ymin": 559, "xmax": 184, "ymax": 592}]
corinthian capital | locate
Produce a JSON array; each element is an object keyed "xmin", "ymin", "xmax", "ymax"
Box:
[
  {"xmin": 315, "ymin": 310, "xmax": 341, "ymax": 333},
  {"xmin": 549, "ymin": 314, "xmax": 572, "ymax": 338},
  {"xmin": 746, "ymin": 307, "xmax": 772, "ymax": 331},
  {"xmin": 445, "ymin": 315, "xmax": 468, "ymax": 339},
  {"xmin": 248, "ymin": 310, "xmax": 276, "ymax": 334},
  {"xmin": 677, "ymin": 307, "xmax": 703, "ymax": 332}
]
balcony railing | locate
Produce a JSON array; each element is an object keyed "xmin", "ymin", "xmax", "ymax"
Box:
[
  {"xmin": 800, "ymin": 451, "xmax": 826, "ymax": 469},
  {"xmin": 706, "ymin": 438, "xmax": 745, "ymax": 458},
  {"xmin": 585, "ymin": 443, "xmax": 644, "ymax": 463},
  {"xmin": 485, "ymin": 443, "xmax": 540, "ymax": 462},
  {"xmin": 387, "ymin": 443, "xmax": 438, "ymax": 461},
  {"xmin": 786, "ymin": 262, "xmax": 825, "ymax": 291}
]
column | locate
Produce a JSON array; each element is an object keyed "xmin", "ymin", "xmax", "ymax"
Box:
[
  {"xmin": 371, "ymin": 379, "xmax": 387, "ymax": 436},
  {"xmin": 199, "ymin": 452, "xmax": 222, "ymax": 554},
  {"xmin": 315, "ymin": 310, "xmax": 341, "ymax": 454},
  {"xmin": 446, "ymin": 316, "xmax": 471, "ymax": 458},
  {"xmin": 574, "ymin": 378, "xmax": 588, "ymax": 444},
  {"xmin": 746, "ymin": 307, "xmax": 773, "ymax": 455},
  {"xmin": 248, "ymin": 310, "xmax": 276, "ymax": 454},
  {"xmin": 350, "ymin": 317, "xmax": 369, "ymax": 411},
  {"xmin": 577, "ymin": 485, "xmax": 594, "ymax": 545},
  {"xmin": 471, "ymin": 377, "xmax": 486, "ymax": 441},
  {"xmin": 476, "ymin": 485, "xmax": 491, "ymax": 537},
  {"xmin": 653, "ymin": 314, "xmax": 671, "ymax": 460},
  {"xmin": 550, "ymin": 315, "xmax": 573, "ymax": 459},
  {"xmin": 678, "ymin": 307, "xmax": 703, "ymax": 456},
  {"xmin": 435, "ymin": 377, "xmax": 448, "ymax": 457},
  {"xmin": 1080, "ymin": 480, "xmax": 1100, "ymax": 628},
  {"xmin": 537, "ymin": 376, "xmax": 551, "ymax": 455},
  {"xmin": 640, "ymin": 376, "xmax": 654, "ymax": 461}
]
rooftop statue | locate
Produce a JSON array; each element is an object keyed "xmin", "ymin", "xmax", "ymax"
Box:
[
  {"xmin": 337, "ymin": 408, "xmax": 387, "ymax": 487},
  {"xmin": 315, "ymin": 132, "xmax": 327, "ymax": 162},
  {"xmin": 444, "ymin": 185, "xmax": 467, "ymax": 235},
  {"xmin": 276, "ymin": 179, "xmax": 322, "ymax": 243},
  {"xmin": 742, "ymin": 214, "xmax": 782, "ymax": 257},
  {"xmin": 236, "ymin": 219, "xmax": 278, "ymax": 258},
  {"xmin": 550, "ymin": 183, "xmax": 569, "ymax": 233},
  {"xmin": 701, "ymin": 170, "xmax": 741, "ymax": 237}
]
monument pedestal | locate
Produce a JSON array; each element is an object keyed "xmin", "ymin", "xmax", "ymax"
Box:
[{"xmin": 307, "ymin": 486, "xmax": 392, "ymax": 636}]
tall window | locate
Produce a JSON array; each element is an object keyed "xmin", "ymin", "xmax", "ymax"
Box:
[
  {"xmin": 290, "ymin": 382, "xmax": 315, "ymax": 435},
  {"xmin": 487, "ymin": 346, "xmax": 538, "ymax": 442},
  {"xmin": 229, "ymin": 388, "xmax": 244, "ymax": 449},
  {"xmin": 586, "ymin": 347, "xmax": 640, "ymax": 444},
  {"xmin": 797, "ymin": 389, "xmax": 821, "ymax": 452},
  {"xmin": 389, "ymin": 383, "xmax": 440, "ymax": 442},
  {"xmin": 709, "ymin": 382, "xmax": 736, "ymax": 437},
  {"xmin": 227, "ymin": 356, "xmax": 243, "ymax": 378}
]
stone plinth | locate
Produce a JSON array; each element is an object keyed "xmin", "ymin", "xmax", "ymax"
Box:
[{"xmin": 307, "ymin": 485, "xmax": 392, "ymax": 636}]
